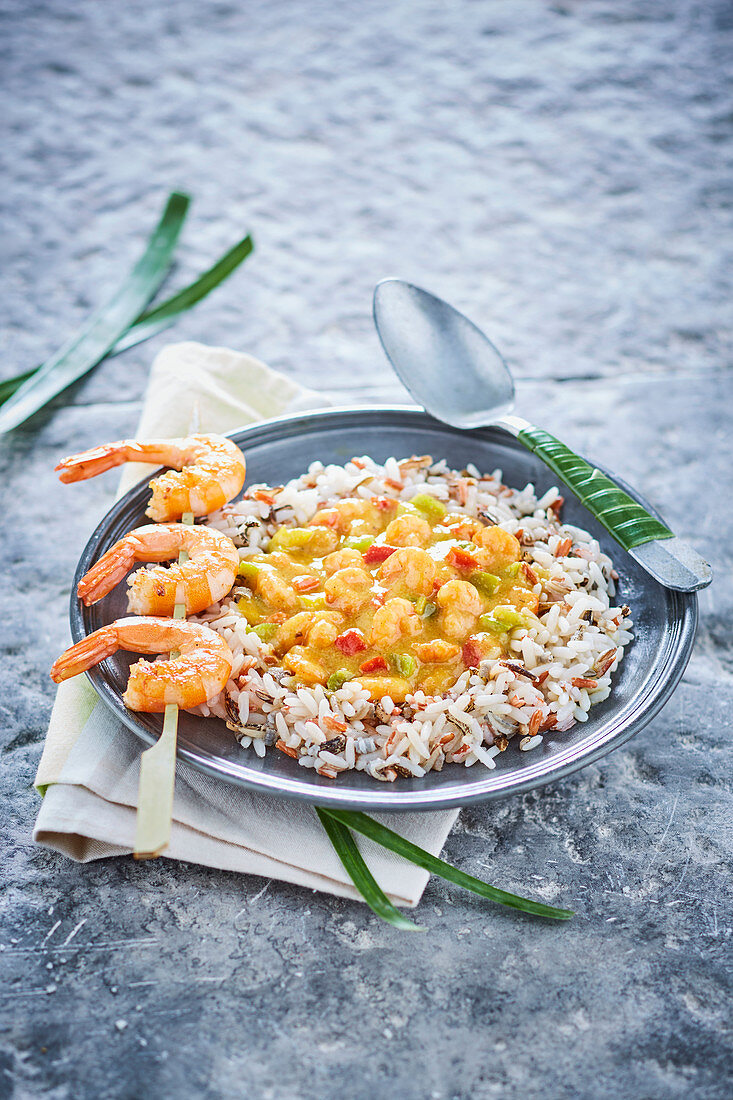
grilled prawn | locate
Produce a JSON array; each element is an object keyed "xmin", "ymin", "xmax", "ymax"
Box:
[
  {"xmin": 50, "ymin": 617, "xmax": 233, "ymax": 712},
  {"xmin": 77, "ymin": 523, "xmax": 239, "ymax": 616},
  {"xmin": 55, "ymin": 433, "xmax": 246, "ymax": 520}
]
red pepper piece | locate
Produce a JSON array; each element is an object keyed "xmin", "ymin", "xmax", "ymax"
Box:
[
  {"xmin": 447, "ymin": 546, "xmax": 480, "ymax": 571},
  {"xmin": 292, "ymin": 575, "xmax": 320, "ymax": 593},
  {"xmin": 334, "ymin": 629, "xmax": 367, "ymax": 656},
  {"xmin": 362, "ymin": 543, "xmax": 398, "ymax": 564},
  {"xmin": 359, "ymin": 655, "xmax": 388, "ymax": 674},
  {"xmin": 370, "ymin": 496, "xmax": 399, "ymax": 511},
  {"xmin": 462, "ymin": 639, "xmax": 483, "ymax": 668}
]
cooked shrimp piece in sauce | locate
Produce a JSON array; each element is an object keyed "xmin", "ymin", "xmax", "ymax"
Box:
[
  {"xmin": 369, "ymin": 597, "xmax": 422, "ymax": 648},
  {"xmin": 77, "ymin": 523, "xmax": 239, "ymax": 616},
  {"xmin": 355, "ymin": 675, "xmax": 411, "ymax": 703},
  {"xmin": 438, "ymin": 514, "xmax": 485, "ymax": 541},
  {"xmin": 322, "ymin": 548, "xmax": 364, "ymax": 575},
  {"xmin": 384, "ymin": 514, "xmax": 431, "ymax": 547},
  {"xmin": 324, "ymin": 567, "xmax": 373, "ymax": 615},
  {"xmin": 306, "ymin": 527, "xmax": 340, "ymax": 555},
  {"xmin": 55, "ymin": 434, "xmax": 246, "ymax": 520},
  {"xmin": 50, "ymin": 618, "xmax": 233, "ymax": 712},
  {"xmin": 274, "ymin": 610, "xmax": 343, "ymax": 653},
  {"xmin": 308, "ymin": 507, "xmax": 342, "ymax": 530},
  {"xmin": 254, "ymin": 569, "xmax": 300, "ymax": 612},
  {"xmin": 474, "ymin": 525, "xmax": 521, "ymax": 567},
  {"xmin": 436, "ymin": 579, "xmax": 483, "ymax": 639},
  {"xmin": 307, "ymin": 615, "xmax": 343, "ymax": 648},
  {"xmin": 377, "ymin": 547, "xmax": 436, "ymax": 596},
  {"xmin": 412, "ymin": 639, "xmax": 461, "ymax": 663},
  {"xmin": 333, "ymin": 499, "xmax": 383, "ymax": 533},
  {"xmin": 281, "ymin": 646, "xmax": 327, "ymax": 684},
  {"xmin": 309, "ymin": 499, "xmax": 383, "ymax": 537},
  {"xmin": 504, "ymin": 584, "xmax": 540, "ymax": 615}
]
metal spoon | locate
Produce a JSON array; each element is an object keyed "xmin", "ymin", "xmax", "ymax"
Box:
[{"xmin": 373, "ymin": 278, "xmax": 711, "ymax": 592}]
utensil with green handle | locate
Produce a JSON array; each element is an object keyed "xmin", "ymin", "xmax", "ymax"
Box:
[{"xmin": 373, "ymin": 279, "xmax": 711, "ymax": 592}]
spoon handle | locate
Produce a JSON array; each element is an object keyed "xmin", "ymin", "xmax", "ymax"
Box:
[{"xmin": 500, "ymin": 417, "xmax": 712, "ymax": 592}]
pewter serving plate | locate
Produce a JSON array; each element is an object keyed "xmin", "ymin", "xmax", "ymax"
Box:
[{"xmin": 70, "ymin": 406, "xmax": 697, "ymax": 810}]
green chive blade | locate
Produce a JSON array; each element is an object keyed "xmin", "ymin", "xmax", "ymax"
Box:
[
  {"xmin": 0, "ymin": 190, "xmax": 190, "ymax": 435},
  {"xmin": 316, "ymin": 808, "xmax": 425, "ymax": 932},
  {"xmin": 0, "ymin": 368, "xmax": 36, "ymax": 408},
  {"xmin": 325, "ymin": 810, "xmax": 573, "ymax": 921},
  {"xmin": 112, "ymin": 233, "xmax": 254, "ymax": 354},
  {"xmin": 1, "ymin": 229, "xmax": 253, "ymax": 400}
]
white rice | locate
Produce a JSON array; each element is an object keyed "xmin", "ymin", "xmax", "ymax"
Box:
[{"xmin": 192, "ymin": 454, "xmax": 633, "ymax": 781}]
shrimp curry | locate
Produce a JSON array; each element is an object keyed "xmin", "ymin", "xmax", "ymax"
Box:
[{"xmin": 234, "ymin": 494, "xmax": 540, "ymax": 702}]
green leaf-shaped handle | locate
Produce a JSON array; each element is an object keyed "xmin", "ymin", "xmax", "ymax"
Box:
[{"xmin": 518, "ymin": 425, "xmax": 673, "ymax": 551}]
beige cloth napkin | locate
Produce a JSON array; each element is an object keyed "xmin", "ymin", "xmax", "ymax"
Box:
[{"xmin": 34, "ymin": 342, "xmax": 459, "ymax": 907}]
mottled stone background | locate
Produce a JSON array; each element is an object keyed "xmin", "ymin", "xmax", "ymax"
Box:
[{"xmin": 1, "ymin": 1, "xmax": 731, "ymax": 1097}]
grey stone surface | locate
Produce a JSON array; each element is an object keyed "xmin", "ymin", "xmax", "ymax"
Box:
[{"xmin": 1, "ymin": 1, "xmax": 731, "ymax": 1097}]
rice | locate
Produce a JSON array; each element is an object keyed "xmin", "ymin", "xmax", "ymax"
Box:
[{"xmin": 192, "ymin": 454, "xmax": 633, "ymax": 781}]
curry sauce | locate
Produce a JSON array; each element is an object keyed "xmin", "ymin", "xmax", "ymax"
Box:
[{"xmin": 234, "ymin": 494, "xmax": 540, "ymax": 701}]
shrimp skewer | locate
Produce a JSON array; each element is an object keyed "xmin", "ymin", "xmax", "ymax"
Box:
[
  {"xmin": 55, "ymin": 433, "xmax": 246, "ymax": 520},
  {"xmin": 50, "ymin": 617, "xmax": 233, "ymax": 713},
  {"xmin": 77, "ymin": 523, "xmax": 239, "ymax": 616}
]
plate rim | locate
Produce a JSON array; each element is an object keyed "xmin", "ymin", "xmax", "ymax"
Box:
[{"xmin": 70, "ymin": 404, "xmax": 698, "ymax": 810}]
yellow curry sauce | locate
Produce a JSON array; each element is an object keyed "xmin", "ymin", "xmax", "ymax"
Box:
[{"xmin": 234, "ymin": 493, "xmax": 540, "ymax": 702}]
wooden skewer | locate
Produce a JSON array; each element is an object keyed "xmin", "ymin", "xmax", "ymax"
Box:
[{"xmin": 133, "ymin": 510, "xmax": 193, "ymax": 860}]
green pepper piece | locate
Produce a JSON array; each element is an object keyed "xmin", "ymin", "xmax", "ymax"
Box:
[
  {"xmin": 327, "ymin": 669, "xmax": 353, "ymax": 691},
  {"xmin": 237, "ymin": 560, "xmax": 260, "ymax": 580},
  {"xmin": 491, "ymin": 605, "xmax": 530, "ymax": 629},
  {"xmin": 343, "ymin": 534, "xmax": 375, "ymax": 551},
  {"xmin": 389, "ymin": 653, "xmax": 417, "ymax": 678},
  {"xmin": 477, "ymin": 614, "xmax": 506, "ymax": 635},
  {"xmin": 469, "ymin": 570, "xmax": 501, "ymax": 595},
  {"xmin": 410, "ymin": 492, "xmax": 447, "ymax": 523},
  {"xmin": 268, "ymin": 526, "xmax": 315, "ymax": 552},
  {"xmin": 421, "ymin": 600, "xmax": 438, "ymax": 619},
  {"xmin": 505, "ymin": 561, "xmax": 521, "ymax": 577},
  {"xmin": 252, "ymin": 622, "xmax": 277, "ymax": 641}
]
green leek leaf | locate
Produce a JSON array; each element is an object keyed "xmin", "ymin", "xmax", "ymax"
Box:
[
  {"xmin": 0, "ymin": 191, "xmax": 190, "ymax": 435},
  {"xmin": 0, "ymin": 369, "xmax": 35, "ymax": 407},
  {"xmin": 111, "ymin": 233, "xmax": 254, "ymax": 354},
  {"xmin": 316, "ymin": 809, "xmax": 424, "ymax": 931},
  {"xmin": 0, "ymin": 232, "xmax": 255, "ymax": 410},
  {"xmin": 323, "ymin": 810, "xmax": 573, "ymax": 921}
]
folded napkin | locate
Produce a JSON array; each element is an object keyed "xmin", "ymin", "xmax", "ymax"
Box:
[{"xmin": 34, "ymin": 342, "xmax": 459, "ymax": 907}]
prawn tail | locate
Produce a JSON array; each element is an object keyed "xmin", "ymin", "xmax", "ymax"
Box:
[
  {"xmin": 50, "ymin": 626, "xmax": 118, "ymax": 683},
  {"xmin": 55, "ymin": 443, "xmax": 130, "ymax": 484},
  {"xmin": 77, "ymin": 540, "xmax": 137, "ymax": 605}
]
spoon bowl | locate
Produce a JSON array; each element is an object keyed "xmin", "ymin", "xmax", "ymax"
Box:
[
  {"xmin": 373, "ymin": 279, "xmax": 515, "ymax": 428},
  {"xmin": 373, "ymin": 278, "xmax": 712, "ymax": 593}
]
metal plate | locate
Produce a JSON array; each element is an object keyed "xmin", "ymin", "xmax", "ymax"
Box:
[{"xmin": 70, "ymin": 406, "xmax": 697, "ymax": 810}]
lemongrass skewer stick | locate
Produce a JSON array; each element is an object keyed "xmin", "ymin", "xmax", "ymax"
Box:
[{"xmin": 133, "ymin": 510, "xmax": 193, "ymax": 859}]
